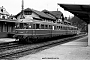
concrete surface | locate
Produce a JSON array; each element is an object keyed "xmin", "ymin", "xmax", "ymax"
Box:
[
  {"xmin": 0, "ymin": 38, "xmax": 15, "ymax": 43},
  {"xmin": 15, "ymin": 45, "xmax": 90, "ymax": 60},
  {"xmin": 61, "ymin": 36, "xmax": 88, "ymax": 46},
  {"xmin": 15, "ymin": 36, "xmax": 89, "ymax": 60}
]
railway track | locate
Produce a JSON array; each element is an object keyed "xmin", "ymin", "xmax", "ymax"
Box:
[
  {"xmin": 0, "ymin": 41, "xmax": 18, "ymax": 47},
  {"xmin": 0, "ymin": 34, "xmax": 87, "ymax": 60},
  {"xmin": 0, "ymin": 41, "xmax": 25, "ymax": 52}
]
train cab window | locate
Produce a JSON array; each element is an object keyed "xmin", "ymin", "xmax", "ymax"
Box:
[
  {"xmin": 36, "ymin": 24, "xmax": 39, "ymax": 29},
  {"xmin": 15, "ymin": 23, "xmax": 32, "ymax": 29}
]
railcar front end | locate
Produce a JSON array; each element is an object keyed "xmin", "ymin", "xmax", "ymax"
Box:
[{"xmin": 14, "ymin": 22, "xmax": 52, "ymax": 43}]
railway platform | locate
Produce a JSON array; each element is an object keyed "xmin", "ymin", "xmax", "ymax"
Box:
[
  {"xmin": 61, "ymin": 35, "xmax": 88, "ymax": 46},
  {"xmin": 0, "ymin": 38, "xmax": 15, "ymax": 43},
  {"xmin": 15, "ymin": 35, "xmax": 89, "ymax": 60}
]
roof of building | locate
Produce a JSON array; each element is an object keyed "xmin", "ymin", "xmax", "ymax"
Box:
[
  {"xmin": 50, "ymin": 11, "xmax": 63, "ymax": 19},
  {"xmin": 42, "ymin": 9, "xmax": 56, "ymax": 20},
  {"xmin": 32, "ymin": 9, "xmax": 55, "ymax": 20},
  {"xmin": 0, "ymin": 19, "xmax": 17, "ymax": 22},
  {"xmin": 42, "ymin": 10, "xmax": 63, "ymax": 19},
  {"xmin": 15, "ymin": 8, "xmax": 55, "ymax": 20},
  {"xmin": 0, "ymin": 6, "xmax": 10, "ymax": 15}
]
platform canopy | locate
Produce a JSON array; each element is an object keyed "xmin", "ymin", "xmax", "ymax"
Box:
[{"xmin": 58, "ymin": 4, "xmax": 90, "ymax": 24}]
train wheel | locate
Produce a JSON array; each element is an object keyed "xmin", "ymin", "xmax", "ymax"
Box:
[
  {"xmin": 26, "ymin": 37, "xmax": 32, "ymax": 43},
  {"xmin": 18, "ymin": 39, "xmax": 23, "ymax": 43}
]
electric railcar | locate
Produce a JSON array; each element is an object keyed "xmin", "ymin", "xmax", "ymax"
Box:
[{"xmin": 14, "ymin": 18, "xmax": 80, "ymax": 43}]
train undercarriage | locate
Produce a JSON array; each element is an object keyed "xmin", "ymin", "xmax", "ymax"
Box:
[{"xmin": 14, "ymin": 33, "xmax": 76, "ymax": 43}]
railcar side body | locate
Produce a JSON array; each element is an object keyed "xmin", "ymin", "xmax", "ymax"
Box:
[{"xmin": 14, "ymin": 18, "xmax": 80, "ymax": 43}]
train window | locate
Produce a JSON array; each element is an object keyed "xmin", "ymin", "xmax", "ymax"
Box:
[
  {"xmin": 45, "ymin": 25, "xmax": 48, "ymax": 29},
  {"xmin": 77, "ymin": 28, "xmax": 78, "ymax": 30},
  {"xmin": 33, "ymin": 24, "xmax": 35, "ymax": 29},
  {"xmin": 67, "ymin": 27, "xmax": 69, "ymax": 30},
  {"xmin": 70, "ymin": 28, "xmax": 72, "ymax": 30},
  {"xmin": 15, "ymin": 23, "xmax": 19, "ymax": 29},
  {"xmin": 49, "ymin": 25, "xmax": 52, "ymax": 29},
  {"xmin": 19, "ymin": 23, "xmax": 23, "ymax": 29},
  {"xmin": 63, "ymin": 27, "xmax": 66, "ymax": 30},
  {"xmin": 36, "ymin": 24, "xmax": 39, "ymax": 29},
  {"xmin": 54, "ymin": 26, "xmax": 57, "ymax": 29},
  {"xmin": 23, "ymin": 23, "xmax": 29, "ymax": 29},
  {"xmin": 73, "ymin": 28, "xmax": 75, "ymax": 30},
  {"xmin": 71, "ymin": 28, "xmax": 73, "ymax": 30},
  {"xmin": 64, "ymin": 27, "xmax": 66, "ymax": 30},
  {"xmin": 66, "ymin": 27, "xmax": 68, "ymax": 30},
  {"xmin": 62, "ymin": 27, "xmax": 65, "ymax": 30},
  {"xmin": 57, "ymin": 26, "xmax": 59, "ymax": 29},
  {"xmin": 41, "ymin": 24, "xmax": 44, "ymax": 29},
  {"xmin": 58, "ymin": 26, "xmax": 60, "ymax": 29},
  {"xmin": 61, "ymin": 26, "xmax": 62, "ymax": 29},
  {"xmin": 57, "ymin": 26, "xmax": 58, "ymax": 29},
  {"xmin": 70, "ymin": 27, "xmax": 72, "ymax": 30}
]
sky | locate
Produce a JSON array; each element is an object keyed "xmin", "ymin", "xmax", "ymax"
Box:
[{"xmin": 0, "ymin": 0, "xmax": 90, "ymax": 17}]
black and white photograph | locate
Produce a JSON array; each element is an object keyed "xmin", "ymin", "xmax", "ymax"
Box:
[{"xmin": 0, "ymin": 0, "xmax": 89, "ymax": 60}]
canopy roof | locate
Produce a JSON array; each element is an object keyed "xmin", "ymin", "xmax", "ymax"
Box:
[{"xmin": 58, "ymin": 3, "xmax": 90, "ymax": 24}]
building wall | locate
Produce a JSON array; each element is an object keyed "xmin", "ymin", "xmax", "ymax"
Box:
[
  {"xmin": 0, "ymin": 6, "xmax": 15, "ymax": 38},
  {"xmin": 0, "ymin": 21, "xmax": 15, "ymax": 38}
]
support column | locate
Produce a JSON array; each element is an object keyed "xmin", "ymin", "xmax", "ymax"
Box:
[
  {"xmin": 88, "ymin": 24, "xmax": 90, "ymax": 46},
  {"xmin": 88, "ymin": 15, "xmax": 90, "ymax": 46}
]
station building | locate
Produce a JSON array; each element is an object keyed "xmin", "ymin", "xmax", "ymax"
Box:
[
  {"xmin": 42, "ymin": 9, "xmax": 71, "ymax": 25},
  {"xmin": 42, "ymin": 9, "xmax": 63, "ymax": 23},
  {"xmin": 0, "ymin": 6, "xmax": 16, "ymax": 38},
  {"xmin": 15, "ymin": 8, "xmax": 56, "ymax": 22},
  {"xmin": 15, "ymin": 8, "xmax": 72, "ymax": 30}
]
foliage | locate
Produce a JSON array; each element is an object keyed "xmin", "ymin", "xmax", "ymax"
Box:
[{"xmin": 68, "ymin": 16, "xmax": 88, "ymax": 32}]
